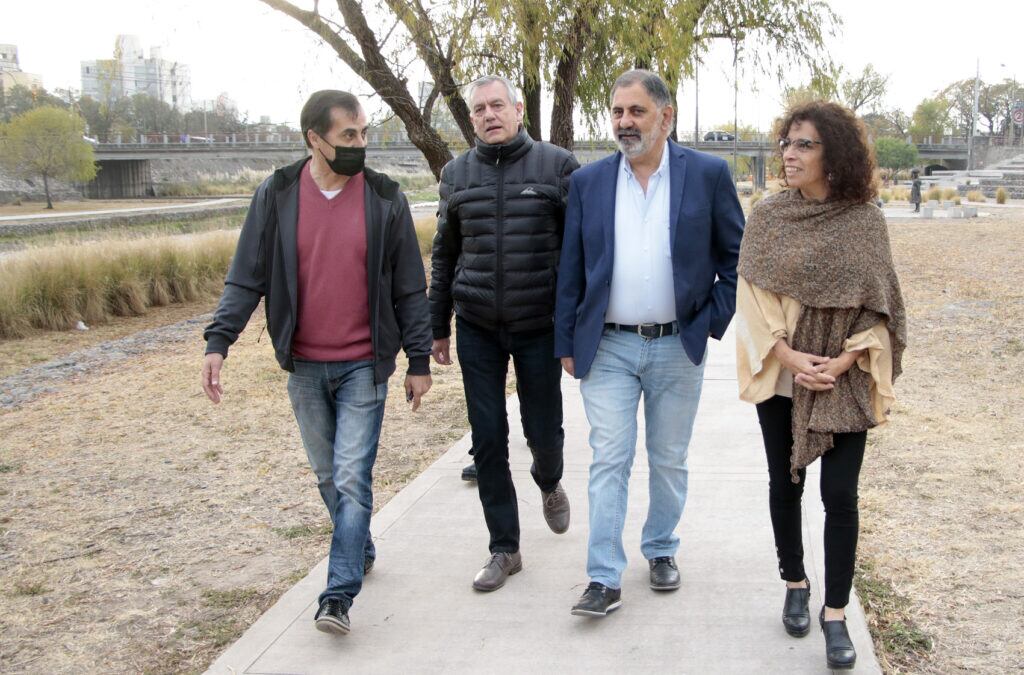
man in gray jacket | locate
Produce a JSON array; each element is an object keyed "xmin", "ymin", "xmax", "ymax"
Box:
[{"xmin": 201, "ymin": 90, "xmax": 432, "ymax": 636}]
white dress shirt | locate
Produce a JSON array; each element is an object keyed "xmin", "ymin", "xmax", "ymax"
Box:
[{"xmin": 605, "ymin": 141, "xmax": 677, "ymax": 325}]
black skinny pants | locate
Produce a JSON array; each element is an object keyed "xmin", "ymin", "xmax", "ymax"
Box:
[{"xmin": 756, "ymin": 395, "xmax": 866, "ymax": 609}]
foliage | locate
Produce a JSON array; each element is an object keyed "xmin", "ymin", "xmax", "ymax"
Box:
[
  {"xmin": 0, "ymin": 83, "xmax": 70, "ymax": 122},
  {"xmin": 260, "ymin": 0, "xmax": 839, "ymax": 172},
  {"xmin": 0, "ymin": 106, "xmax": 97, "ymax": 209},
  {"xmin": 925, "ymin": 186, "xmax": 943, "ymax": 202},
  {"xmin": 879, "ymin": 189, "xmax": 892, "ymax": 203},
  {"xmin": 874, "ymin": 138, "xmax": 919, "ymax": 178},
  {"xmin": 0, "ymin": 230, "xmax": 237, "ymax": 339},
  {"xmin": 909, "ymin": 98, "xmax": 949, "ymax": 142},
  {"xmin": 965, "ymin": 190, "xmax": 984, "ymax": 203},
  {"xmin": 996, "ymin": 187, "xmax": 1007, "ymax": 204}
]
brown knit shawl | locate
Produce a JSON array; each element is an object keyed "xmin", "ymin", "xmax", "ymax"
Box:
[{"xmin": 738, "ymin": 189, "xmax": 907, "ymax": 481}]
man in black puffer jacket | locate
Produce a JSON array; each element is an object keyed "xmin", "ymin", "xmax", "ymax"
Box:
[{"xmin": 430, "ymin": 75, "xmax": 579, "ymax": 592}]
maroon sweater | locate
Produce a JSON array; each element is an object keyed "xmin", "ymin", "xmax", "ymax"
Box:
[{"xmin": 291, "ymin": 163, "xmax": 373, "ymax": 361}]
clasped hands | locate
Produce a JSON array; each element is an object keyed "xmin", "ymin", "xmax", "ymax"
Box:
[{"xmin": 772, "ymin": 340, "xmax": 861, "ymax": 392}]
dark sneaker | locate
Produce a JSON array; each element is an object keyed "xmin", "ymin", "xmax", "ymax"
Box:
[
  {"xmin": 648, "ymin": 556, "xmax": 681, "ymax": 591},
  {"xmin": 472, "ymin": 551, "xmax": 522, "ymax": 591},
  {"xmin": 314, "ymin": 598, "xmax": 350, "ymax": 635},
  {"xmin": 820, "ymin": 608, "xmax": 857, "ymax": 669},
  {"xmin": 363, "ymin": 556, "xmax": 375, "ymax": 575},
  {"xmin": 461, "ymin": 462, "xmax": 477, "ymax": 482},
  {"xmin": 782, "ymin": 581, "xmax": 811, "ymax": 637},
  {"xmin": 571, "ymin": 581, "xmax": 622, "ymax": 617},
  {"xmin": 541, "ymin": 483, "xmax": 570, "ymax": 534}
]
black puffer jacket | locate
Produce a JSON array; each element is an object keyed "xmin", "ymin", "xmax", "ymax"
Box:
[{"xmin": 429, "ymin": 128, "xmax": 579, "ymax": 337}]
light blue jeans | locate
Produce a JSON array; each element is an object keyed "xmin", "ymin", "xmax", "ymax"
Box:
[
  {"xmin": 579, "ymin": 328, "xmax": 706, "ymax": 589},
  {"xmin": 287, "ymin": 359, "xmax": 387, "ymax": 608}
]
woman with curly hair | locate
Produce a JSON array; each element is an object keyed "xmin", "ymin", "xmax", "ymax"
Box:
[{"xmin": 735, "ymin": 101, "xmax": 907, "ymax": 670}]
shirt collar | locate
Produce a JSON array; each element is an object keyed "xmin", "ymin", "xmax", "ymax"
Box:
[{"xmin": 620, "ymin": 139, "xmax": 669, "ymax": 180}]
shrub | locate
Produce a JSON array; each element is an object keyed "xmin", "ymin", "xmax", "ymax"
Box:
[
  {"xmin": 941, "ymin": 188, "xmax": 958, "ymax": 201},
  {"xmin": 996, "ymin": 187, "xmax": 1007, "ymax": 204},
  {"xmin": 966, "ymin": 190, "xmax": 985, "ymax": 203},
  {"xmin": 893, "ymin": 187, "xmax": 910, "ymax": 201},
  {"xmin": 879, "ymin": 190, "xmax": 892, "ymax": 203},
  {"xmin": 0, "ymin": 230, "xmax": 238, "ymax": 339},
  {"xmin": 925, "ymin": 187, "xmax": 943, "ymax": 202}
]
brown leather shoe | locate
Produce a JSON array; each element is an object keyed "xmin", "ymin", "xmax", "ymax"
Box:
[
  {"xmin": 542, "ymin": 483, "xmax": 570, "ymax": 534},
  {"xmin": 472, "ymin": 551, "xmax": 522, "ymax": 591}
]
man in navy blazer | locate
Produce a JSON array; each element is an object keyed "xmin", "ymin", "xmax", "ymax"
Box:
[{"xmin": 554, "ymin": 70, "xmax": 744, "ymax": 617}]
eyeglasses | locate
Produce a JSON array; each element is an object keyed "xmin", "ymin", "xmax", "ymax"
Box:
[{"xmin": 779, "ymin": 137, "xmax": 823, "ymax": 153}]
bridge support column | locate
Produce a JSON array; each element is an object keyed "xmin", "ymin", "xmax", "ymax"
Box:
[{"xmin": 85, "ymin": 160, "xmax": 153, "ymax": 199}]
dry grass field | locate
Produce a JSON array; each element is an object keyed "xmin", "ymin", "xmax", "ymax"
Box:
[
  {"xmin": 856, "ymin": 208, "xmax": 1024, "ymax": 673},
  {"xmin": 1, "ymin": 208, "xmax": 1022, "ymax": 672}
]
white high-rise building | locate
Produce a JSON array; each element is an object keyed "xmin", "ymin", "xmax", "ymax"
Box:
[
  {"xmin": 0, "ymin": 44, "xmax": 44, "ymax": 91},
  {"xmin": 81, "ymin": 35, "xmax": 191, "ymax": 109}
]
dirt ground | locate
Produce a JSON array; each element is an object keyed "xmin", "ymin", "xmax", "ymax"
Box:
[
  {"xmin": 856, "ymin": 208, "xmax": 1024, "ymax": 673},
  {"xmin": 0, "ymin": 200, "xmax": 202, "ymax": 217},
  {"xmin": 2, "ymin": 208, "xmax": 1023, "ymax": 673},
  {"xmin": 0, "ymin": 303, "xmax": 473, "ymax": 673}
]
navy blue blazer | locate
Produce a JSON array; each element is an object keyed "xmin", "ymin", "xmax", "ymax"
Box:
[{"xmin": 554, "ymin": 140, "xmax": 745, "ymax": 378}]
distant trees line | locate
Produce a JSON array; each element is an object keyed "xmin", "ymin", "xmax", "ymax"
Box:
[{"xmin": 0, "ymin": 83, "xmax": 279, "ymax": 142}]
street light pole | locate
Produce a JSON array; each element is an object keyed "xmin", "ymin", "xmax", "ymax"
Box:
[
  {"xmin": 694, "ymin": 56, "xmax": 699, "ymax": 145},
  {"xmin": 732, "ymin": 35, "xmax": 740, "ymax": 181},
  {"xmin": 968, "ymin": 59, "xmax": 979, "ymax": 172}
]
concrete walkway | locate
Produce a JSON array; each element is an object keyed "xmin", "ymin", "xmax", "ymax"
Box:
[
  {"xmin": 208, "ymin": 330, "xmax": 880, "ymax": 674},
  {"xmin": 0, "ymin": 198, "xmax": 245, "ymax": 222}
]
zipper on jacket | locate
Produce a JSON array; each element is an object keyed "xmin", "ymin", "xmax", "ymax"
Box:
[{"xmin": 495, "ymin": 151, "xmax": 505, "ymax": 325}]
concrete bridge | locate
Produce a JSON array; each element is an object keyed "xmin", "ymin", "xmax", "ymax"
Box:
[{"xmin": 85, "ymin": 136, "xmax": 971, "ymax": 198}]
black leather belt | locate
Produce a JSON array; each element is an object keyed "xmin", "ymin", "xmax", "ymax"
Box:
[{"xmin": 604, "ymin": 321, "xmax": 679, "ymax": 339}]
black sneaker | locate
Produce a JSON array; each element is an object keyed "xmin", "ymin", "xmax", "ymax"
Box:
[
  {"xmin": 461, "ymin": 462, "xmax": 477, "ymax": 481},
  {"xmin": 571, "ymin": 581, "xmax": 622, "ymax": 617},
  {"xmin": 314, "ymin": 598, "xmax": 351, "ymax": 635}
]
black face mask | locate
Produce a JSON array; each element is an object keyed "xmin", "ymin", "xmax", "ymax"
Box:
[{"xmin": 318, "ymin": 143, "xmax": 365, "ymax": 176}]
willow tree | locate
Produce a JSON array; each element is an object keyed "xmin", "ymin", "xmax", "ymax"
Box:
[{"xmin": 258, "ymin": 0, "xmax": 838, "ymax": 170}]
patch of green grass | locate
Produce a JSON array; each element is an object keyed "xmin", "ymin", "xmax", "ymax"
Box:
[
  {"xmin": 282, "ymin": 568, "xmax": 308, "ymax": 585},
  {"xmin": 0, "ymin": 213, "xmax": 244, "ymax": 246},
  {"xmin": 405, "ymin": 187, "xmax": 439, "ymax": 204},
  {"xmin": 175, "ymin": 615, "xmax": 246, "ymax": 650},
  {"xmin": 0, "ymin": 463, "xmax": 16, "ymax": 473},
  {"xmin": 11, "ymin": 580, "xmax": 50, "ymax": 596},
  {"xmin": 856, "ymin": 557, "xmax": 933, "ymax": 670},
  {"xmin": 202, "ymin": 450, "xmax": 220, "ymax": 461},
  {"xmin": 272, "ymin": 523, "xmax": 333, "ymax": 540},
  {"xmin": 201, "ymin": 587, "xmax": 259, "ymax": 609}
]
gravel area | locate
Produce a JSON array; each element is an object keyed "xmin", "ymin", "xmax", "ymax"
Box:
[{"xmin": 0, "ymin": 314, "xmax": 212, "ymax": 410}]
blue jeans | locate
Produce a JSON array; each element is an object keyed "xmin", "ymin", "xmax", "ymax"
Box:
[
  {"xmin": 579, "ymin": 328, "xmax": 705, "ymax": 589},
  {"xmin": 455, "ymin": 316, "xmax": 564, "ymax": 553},
  {"xmin": 287, "ymin": 359, "xmax": 387, "ymax": 608}
]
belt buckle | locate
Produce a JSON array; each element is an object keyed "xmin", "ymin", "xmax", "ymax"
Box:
[{"xmin": 638, "ymin": 323, "xmax": 660, "ymax": 339}]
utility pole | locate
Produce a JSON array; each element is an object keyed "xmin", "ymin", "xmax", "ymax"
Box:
[
  {"xmin": 694, "ymin": 56, "xmax": 699, "ymax": 145},
  {"xmin": 968, "ymin": 59, "xmax": 979, "ymax": 172},
  {"xmin": 732, "ymin": 35, "xmax": 740, "ymax": 180}
]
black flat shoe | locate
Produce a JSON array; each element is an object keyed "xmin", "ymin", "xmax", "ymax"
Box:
[
  {"xmin": 819, "ymin": 607, "xmax": 856, "ymax": 670},
  {"xmin": 782, "ymin": 581, "xmax": 810, "ymax": 637}
]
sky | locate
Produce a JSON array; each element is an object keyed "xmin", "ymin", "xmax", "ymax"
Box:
[{"xmin": 3, "ymin": 0, "xmax": 1023, "ymax": 135}]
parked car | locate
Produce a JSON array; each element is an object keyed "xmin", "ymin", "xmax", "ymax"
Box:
[{"xmin": 703, "ymin": 130, "xmax": 736, "ymax": 142}]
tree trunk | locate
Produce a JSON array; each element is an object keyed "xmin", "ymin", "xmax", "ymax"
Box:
[
  {"xmin": 43, "ymin": 172, "xmax": 53, "ymax": 209},
  {"xmin": 521, "ymin": 5, "xmax": 543, "ymax": 141},
  {"xmin": 549, "ymin": 3, "xmax": 597, "ymax": 150},
  {"xmin": 262, "ymin": 0, "xmax": 455, "ymax": 179}
]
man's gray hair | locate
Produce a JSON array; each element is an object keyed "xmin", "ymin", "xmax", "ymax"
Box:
[
  {"xmin": 610, "ymin": 69, "xmax": 672, "ymax": 109},
  {"xmin": 465, "ymin": 75, "xmax": 519, "ymax": 106}
]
